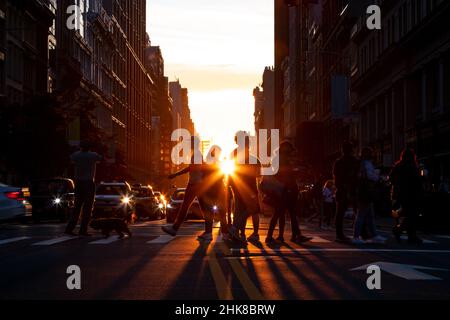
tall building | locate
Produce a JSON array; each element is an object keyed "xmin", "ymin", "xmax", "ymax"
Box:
[
  {"xmin": 0, "ymin": 0, "xmax": 56, "ymax": 183},
  {"xmin": 253, "ymin": 86, "xmax": 264, "ymax": 132},
  {"xmin": 283, "ymin": 2, "xmax": 310, "ymax": 143},
  {"xmin": 169, "ymin": 80, "xmax": 195, "ymax": 135},
  {"xmin": 145, "ymin": 44, "xmax": 174, "ymax": 192},
  {"xmin": 53, "ymin": 0, "xmax": 153, "ymax": 183},
  {"xmin": 169, "ymin": 79, "xmax": 196, "ymax": 187},
  {"xmin": 1, "ymin": 0, "xmax": 55, "ymax": 106},
  {"xmin": 254, "ymin": 66, "xmax": 275, "ymax": 133},
  {"xmin": 106, "ymin": 0, "xmax": 153, "ymax": 183},
  {"xmin": 274, "ymin": 0, "xmax": 290, "ymax": 139},
  {"xmin": 281, "ymin": 0, "xmax": 450, "ymax": 184},
  {"xmin": 352, "ymin": 0, "xmax": 450, "ymax": 186},
  {"xmin": 53, "ymin": 0, "xmax": 120, "ymax": 180}
]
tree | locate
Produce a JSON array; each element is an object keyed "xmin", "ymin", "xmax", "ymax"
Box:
[
  {"xmin": 0, "ymin": 95, "xmax": 71, "ymax": 184},
  {"xmin": 0, "ymin": 91, "xmax": 112, "ymax": 184}
]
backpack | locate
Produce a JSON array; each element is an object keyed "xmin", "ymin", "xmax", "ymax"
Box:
[{"xmin": 260, "ymin": 176, "xmax": 284, "ymax": 207}]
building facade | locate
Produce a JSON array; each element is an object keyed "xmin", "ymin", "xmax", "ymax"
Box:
[
  {"xmin": 278, "ymin": 0, "xmax": 450, "ymax": 184},
  {"xmin": 0, "ymin": 0, "xmax": 56, "ymax": 183},
  {"xmin": 254, "ymin": 66, "xmax": 275, "ymax": 132},
  {"xmin": 352, "ymin": 0, "xmax": 450, "ymax": 186},
  {"xmin": 169, "ymin": 79, "xmax": 196, "ymax": 187},
  {"xmin": 107, "ymin": 0, "xmax": 153, "ymax": 183},
  {"xmin": 145, "ymin": 44, "xmax": 174, "ymax": 192},
  {"xmin": 1, "ymin": 0, "xmax": 55, "ymax": 106},
  {"xmin": 53, "ymin": 0, "xmax": 153, "ymax": 183}
]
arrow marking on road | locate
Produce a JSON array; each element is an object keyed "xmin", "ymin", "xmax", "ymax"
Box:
[
  {"xmin": 0, "ymin": 236, "xmax": 31, "ymax": 245},
  {"xmin": 351, "ymin": 262, "xmax": 448, "ymax": 280}
]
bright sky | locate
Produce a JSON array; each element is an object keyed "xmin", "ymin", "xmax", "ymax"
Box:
[{"xmin": 146, "ymin": 0, "xmax": 274, "ymax": 155}]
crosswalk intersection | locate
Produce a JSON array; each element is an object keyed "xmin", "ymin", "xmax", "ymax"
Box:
[{"xmin": 0, "ymin": 221, "xmax": 447, "ymax": 252}]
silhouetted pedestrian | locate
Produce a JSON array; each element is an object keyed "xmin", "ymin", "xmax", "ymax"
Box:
[
  {"xmin": 162, "ymin": 136, "xmax": 204, "ymax": 237},
  {"xmin": 197, "ymin": 146, "xmax": 228, "ymax": 241},
  {"xmin": 228, "ymin": 134, "xmax": 261, "ymax": 244},
  {"xmin": 352, "ymin": 147, "xmax": 386, "ymax": 244},
  {"xmin": 266, "ymin": 141, "xmax": 312, "ymax": 244},
  {"xmin": 333, "ymin": 142, "xmax": 360, "ymax": 242},
  {"xmin": 321, "ymin": 180, "xmax": 335, "ymax": 230},
  {"xmin": 65, "ymin": 141, "xmax": 102, "ymax": 237},
  {"xmin": 389, "ymin": 148, "xmax": 424, "ymax": 244}
]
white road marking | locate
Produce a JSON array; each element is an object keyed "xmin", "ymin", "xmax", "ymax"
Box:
[
  {"xmin": 310, "ymin": 236, "xmax": 332, "ymax": 243},
  {"xmin": 437, "ymin": 235, "xmax": 450, "ymax": 239},
  {"xmin": 229, "ymin": 248, "xmax": 450, "ymax": 254},
  {"xmin": 132, "ymin": 223, "xmax": 152, "ymax": 227},
  {"xmin": 89, "ymin": 235, "xmax": 122, "ymax": 244},
  {"xmin": 147, "ymin": 235, "xmax": 176, "ymax": 244},
  {"xmin": 32, "ymin": 236, "xmax": 78, "ymax": 246},
  {"xmin": 0, "ymin": 236, "xmax": 31, "ymax": 245},
  {"xmin": 351, "ymin": 262, "xmax": 448, "ymax": 280},
  {"xmin": 400, "ymin": 235, "xmax": 438, "ymax": 244}
]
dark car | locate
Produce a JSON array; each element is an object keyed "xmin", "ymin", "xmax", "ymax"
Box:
[
  {"xmin": 93, "ymin": 182, "xmax": 134, "ymax": 220},
  {"xmin": 166, "ymin": 188, "xmax": 202, "ymax": 223},
  {"xmin": 29, "ymin": 178, "xmax": 75, "ymax": 222},
  {"xmin": 132, "ymin": 185, "xmax": 164, "ymax": 220}
]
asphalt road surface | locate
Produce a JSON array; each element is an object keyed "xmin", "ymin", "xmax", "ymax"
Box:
[{"xmin": 1, "ymin": 217, "xmax": 450, "ymax": 300}]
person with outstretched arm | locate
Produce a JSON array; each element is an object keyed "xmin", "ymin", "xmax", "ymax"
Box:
[
  {"xmin": 162, "ymin": 137, "xmax": 204, "ymax": 236},
  {"xmin": 65, "ymin": 141, "xmax": 102, "ymax": 237}
]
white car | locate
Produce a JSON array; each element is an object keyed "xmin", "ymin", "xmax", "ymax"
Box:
[{"xmin": 0, "ymin": 183, "xmax": 32, "ymax": 221}]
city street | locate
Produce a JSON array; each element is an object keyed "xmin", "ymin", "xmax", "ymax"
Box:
[{"xmin": 1, "ymin": 217, "xmax": 450, "ymax": 300}]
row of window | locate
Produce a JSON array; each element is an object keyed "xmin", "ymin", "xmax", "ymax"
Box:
[
  {"xmin": 361, "ymin": 55, "xmax": 450, "ymax": 146},
  {"xmin": 359, "ymin": 0, "xmax": 444, "ymax": 74}
]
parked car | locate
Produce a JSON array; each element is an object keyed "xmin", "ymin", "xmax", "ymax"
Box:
[
  {"xmin": 0, "ymin": 183, "xmax": 31, "ymax": 222},
  {"xmin": 93, "ymin": 182, "xmax": 134, "ymax": 221},
  {"xmin": 132, "ymin": 185, "xmax": 164, "ymax": 220},
  {"xmin": 153, "ymin": 191, "xmax": 163, "ymax": 203},
  {"xmin": 166, "ymin": 188, "xmax": 202, "ymax": 223},
  {"xmin": 29, "ymin": 178, "xmax": 75, "ymax": 222}
]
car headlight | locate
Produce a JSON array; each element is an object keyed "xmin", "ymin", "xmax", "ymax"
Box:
[
  {"xmin": 158, "ymin": 203, "xmax": 164, "ymax": 209},
  {"xmin": 53, "ymin": 197, "xmax": 62, "ymax": 205},
  {"xmin": 213, "ymin": 205, "xmax": 218, "ymax": 211},
  {"xmin": 167, "ymin": 204, "xmax": 173, "ymax": 209},
  {"xmin": 121, "ymin": 196, "xmax": 130, "ymax": 204}
]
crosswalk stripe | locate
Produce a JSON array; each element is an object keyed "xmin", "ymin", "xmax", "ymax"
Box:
[
  {"xmin": 147, "ymin": 235, "xmax": 175, "ymax": 244},
  {"xmin": 437, "ymin": 235, "xmax": 450, "ymax": 239},
  {"xmin": 32, "ymin": 236, "xmax": 78, "ymax": 246},
  {"xmin": 0, "ymin": 236, "xmax": 31, "ymax": 245},
  {"xmin": 89, "ymin": 235, "xmax": 122, "ymax": 244},
  {"xmin": 229, "ymin": 248, "xmax": 450, "ymax": 254},
  {"xmin": 400, "ymin": 235, "xmax": 438, "ymax": 244},
  {"xmin": 310, "ymin": 236, "xmax": 332, "ymax": 243}
]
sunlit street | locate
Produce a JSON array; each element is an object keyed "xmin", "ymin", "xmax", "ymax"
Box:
[
  {"xmin": 1, "ymin": 217, "xmax": 450, "ymax": 300},
  {"xmin": 1, "ymin": 0, "xmax": 450, "ymax": 315}
]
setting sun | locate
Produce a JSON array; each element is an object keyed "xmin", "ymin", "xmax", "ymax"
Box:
[
  {"xmin": 147, "ymin": 0, "xmax": 274, "ymax": 152},
  {"xmin": 220, "ymin": 160, "xmax": 236, "ymax": 176}
]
